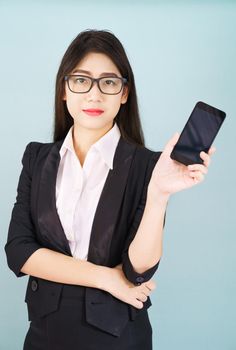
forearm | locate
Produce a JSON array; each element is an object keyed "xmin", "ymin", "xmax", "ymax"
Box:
[
  {"xmin": 19, "ymin": 248, "xmax": 153, "ymax": 309},
  {"xmin": 21, "ymin": 247, "xmax": 110, "ymax": 290},
  {"xmin": 128, "ymin": 185, "xmax": 169, "ymax": 273}
]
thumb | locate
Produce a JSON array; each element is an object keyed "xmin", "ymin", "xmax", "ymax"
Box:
[{"xmin": 164, "ymin": 132, "xmax": 180, "ymax": 153}]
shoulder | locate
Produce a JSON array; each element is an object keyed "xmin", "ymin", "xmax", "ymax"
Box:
[
  {"xmin": 22, "ymin": 140, "xmax": 53, "ymax": 160},
  {"xmin": 23, "ymin": 139, "xmax": 63, "ymax": 156},
  {"xmin": 136, "ymin": 144, "xmax": 161, "ymax": 159},
  {"xmin": 122, "ymin": 137, "xmax": 161, "ymax": 162},
  {"xmin": 21, "ymin": 140, "xmax": 61, "ymax": 173},
  {"xmin": 122, "ymin": 139, "xmax": 161, "ymax": 184},
  {"xmin": 24, "ymin": 140, "xmax": 57, "ymax": 153},
  {"xmin": 132, "ymin": 143, "xmax": 161, "ymax": 171}
]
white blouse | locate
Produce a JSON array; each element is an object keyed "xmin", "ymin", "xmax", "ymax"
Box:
[{"xmin": 55, "ymin": 122, "xmax": 121, "ymax": 260}]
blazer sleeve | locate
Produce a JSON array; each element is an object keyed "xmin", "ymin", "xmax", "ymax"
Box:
[
  {"xmin": 5, "ymin": 142, "xmax": 43, "ymax": 277},
  {"xmin": 122, "ymin": 151, "xmax": 165, "ymax": 285}
]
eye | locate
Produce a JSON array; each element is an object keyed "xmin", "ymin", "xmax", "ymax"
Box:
[
  {"xmin": 104, "ymin": 79, "xmax": 117, "ymax": 86},
  {"xmin": 72, "ymin": 76, "xmax": 90, "ymax": 85},
  {"xmin": 76, "ymin": 77, "xmax": 87, "ymax": 84}
]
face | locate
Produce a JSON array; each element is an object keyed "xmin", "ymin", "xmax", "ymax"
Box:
[{"xmin": 63, "ymin": 52, "xmax": 129, "ymax": 133}]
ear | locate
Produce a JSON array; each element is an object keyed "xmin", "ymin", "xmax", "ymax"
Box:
[{"xmin": 121, "ymin": 86, "xmax": 129, "ymax": 104}]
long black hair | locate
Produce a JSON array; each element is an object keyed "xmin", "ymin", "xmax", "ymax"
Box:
[{"xmin": 53, "ymin": 29, "xmax": 145, "ymax": 146}]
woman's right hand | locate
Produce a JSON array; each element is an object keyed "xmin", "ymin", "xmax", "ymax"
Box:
[{"xmin": 103, "ymin": 264, "xmax": 156, "ymax": 309}]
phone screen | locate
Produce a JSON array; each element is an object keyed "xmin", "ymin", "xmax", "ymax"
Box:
[{"xmin": 170, "ymin": 102, "xmax": 226, "ymax": 165}]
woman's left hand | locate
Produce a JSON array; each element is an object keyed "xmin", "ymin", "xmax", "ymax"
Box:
[{"xmin": 148, "ymin": 133, "xmax": 216, "ymax": 200}]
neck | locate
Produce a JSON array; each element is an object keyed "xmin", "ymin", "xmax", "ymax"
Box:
[{"xmin": 72, "ymin": 122, "xmax": 113, "ymax": 165}]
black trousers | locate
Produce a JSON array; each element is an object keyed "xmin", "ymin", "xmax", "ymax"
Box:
[{"xmin": 23, "ymin": 285, "xmax": 153, "ymax": 350}]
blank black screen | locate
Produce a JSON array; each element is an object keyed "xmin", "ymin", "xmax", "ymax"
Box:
[{"xmin": 172, "ymin": 105, "xmax": 225, "ymax": 164}]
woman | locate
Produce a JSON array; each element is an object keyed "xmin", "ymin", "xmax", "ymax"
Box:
[{"xmin": 5, "ymin": 29, "xmax": 215, "ymax": 350}]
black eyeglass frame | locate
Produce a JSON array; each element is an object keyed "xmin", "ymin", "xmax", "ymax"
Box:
[{"xmin": 64, "ymin": 74, "xmax": 128, "ymax": 95}]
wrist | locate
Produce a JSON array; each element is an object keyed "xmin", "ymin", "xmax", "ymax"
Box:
[
  {"xmin": 147, "ymin": 183, "xmax": 170, "ymax": 206},
  {"xmin": 95, "ymin": 265, "xmax": 113, "ymax": 291}
]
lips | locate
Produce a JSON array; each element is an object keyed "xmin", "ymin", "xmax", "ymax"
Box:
[{"xmin": 82, "ymin": 109, "xmax": 104, "ymax": 117}]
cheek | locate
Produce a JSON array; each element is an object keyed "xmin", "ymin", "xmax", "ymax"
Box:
[
  {"xmin": 109, "ymin": 97, "xmax": 123, "ymax": 114},
  {"xmin": 65, "ymin": 96, "xmax": 83, "ymax": 118}
]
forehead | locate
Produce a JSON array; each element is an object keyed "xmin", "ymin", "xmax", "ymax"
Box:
[{"xmin": 72, "ymin": 52, "xmax": 121, "ymax": 76}]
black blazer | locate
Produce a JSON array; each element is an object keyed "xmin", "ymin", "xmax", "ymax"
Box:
[{"xmin": 5, "ymin": 136, "xmax": 161, "ymax": 337}]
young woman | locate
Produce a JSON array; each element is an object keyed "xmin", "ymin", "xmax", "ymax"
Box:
[{"xmin": 5, "ymin": 29, "xmax": 215, "ymax": 350}]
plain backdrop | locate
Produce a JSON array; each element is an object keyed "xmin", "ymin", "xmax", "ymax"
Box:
[{"xmin": 0, "ymin": 1, "xmax": 235, "ymax": 349}]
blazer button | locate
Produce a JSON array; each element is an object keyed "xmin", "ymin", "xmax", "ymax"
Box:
[
  {"xmin": 31, "ymin": 280, "xmax": 38, "ymax": 292},
  {"xmin": 135, "ymin": 276, "xmax": 144, "ymax": 284}
]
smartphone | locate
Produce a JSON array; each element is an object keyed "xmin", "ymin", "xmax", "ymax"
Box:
[{"xmin": 170, "ymin": 101, "xmax": 226, "ymax": 165}]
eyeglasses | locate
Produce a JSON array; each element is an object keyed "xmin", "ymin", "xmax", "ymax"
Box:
[{"xmin": 64, "ymin": 75, "xmax": 127, "ymax": 95}]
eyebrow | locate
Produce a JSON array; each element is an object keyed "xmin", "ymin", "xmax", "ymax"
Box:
[{"xmin": 71, "ymin": 69, "xmax": 119, "ymax": 77}]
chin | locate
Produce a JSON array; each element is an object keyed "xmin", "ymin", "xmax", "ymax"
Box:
[{"xmin": 73, "ymin": 118, "xmax": 114, "ymax": 131}]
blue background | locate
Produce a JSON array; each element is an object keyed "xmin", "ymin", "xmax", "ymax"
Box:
[{"xmin": 0, "ymin": 1, "xmax": 235, "ymax": 349}]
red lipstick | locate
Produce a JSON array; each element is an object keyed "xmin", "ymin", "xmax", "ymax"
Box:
[{"xmin": 82, "ymin": 109, "xmax": 104, "ymax": 117}]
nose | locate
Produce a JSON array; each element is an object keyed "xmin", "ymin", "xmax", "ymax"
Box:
[{"xmin": 87, "ymin": 81, "xmax": 103, "ymax": 101}]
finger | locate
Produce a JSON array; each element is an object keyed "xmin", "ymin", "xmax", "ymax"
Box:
[
  {"xmin": 145, "ymin": 280, "xmax": 156, "ymax": 291},
  {"xmin": 188, "ymin": 164, "xmax": 208, "ymax": 174},
  {"xmin": 145, "ymin": 285, "xmax": 153, "ymax": 293},
  {"xmin": 141, "ymin": 286, "xmax": 151, "ymax": 296},
  {"xmin": 134, "ymin": 299, "xmax": 143, "ymax": 309},
  {"xmin": 164, "ymin": 132, "xmax": 180, "ymax": 153},
  {"xmin": 200, "ymin": 151, "xmax": 211, "ymax": 167},
  {"xmin": 208, "ymin": 146, "xmax": 216, "ymax": 155},
  {"xmin": 137, "ymin": 293, "xmax": 148, "ymax": 302}
]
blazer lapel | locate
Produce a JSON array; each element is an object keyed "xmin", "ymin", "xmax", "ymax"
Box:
[
  {"xmin": 87, "ymin": 137, "xmax": 136, "ymax": 265},
  {"xmin": 37, "ymin": 140, "xmax": 72, "ymax": 256}
]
